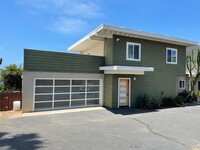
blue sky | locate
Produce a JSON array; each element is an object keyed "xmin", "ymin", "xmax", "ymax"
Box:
[{"xmin": 0, "ymin": 0, "xmax": 200, "ymax": 68}]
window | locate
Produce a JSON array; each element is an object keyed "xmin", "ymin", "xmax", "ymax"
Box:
[
  {"xmin": 198, "ymin": 81, "xmax": 200, "ymax": 91},
  {"xmin": 126, "ymin": 42, "xmax": 141, "ymax": 61},
  {"xmin": 179, "ymin": 80, "xmax": 185, "ymax": 89},
  {"xmin": 166, "ymin": 48, "xmax": 177, "ymax": 64}
]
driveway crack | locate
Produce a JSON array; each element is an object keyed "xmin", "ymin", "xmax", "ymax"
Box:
[{"xmin": 130, "ymin": 118, "xmax": 189, "ymax": 148}]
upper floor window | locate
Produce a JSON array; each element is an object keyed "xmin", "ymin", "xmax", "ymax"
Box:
[
  {"xmin": 126, "ymin": 42, "xmax": 141, "ymax": 61},
  {"xmin": 179, "ymin": 80, "xmax": 185, "ymax": 89},
  {"xmin": 166, "ymin": 48, "xmax": 177, "ymax": 64}
]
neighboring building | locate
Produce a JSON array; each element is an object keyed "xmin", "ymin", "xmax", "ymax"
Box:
[{"xmin": 22, "ymin": 24, "xmax": 199, "ymax": 112}]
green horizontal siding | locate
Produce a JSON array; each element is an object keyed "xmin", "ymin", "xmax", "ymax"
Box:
[
  {"xmin": 103, "ymin": 35, "xmax": 186, "ymax": 108},
  {"xmin": 104, "ymin": 75, "xmax": 113, "ymax": 108},
  {"xmin": 24, "ymin": 49, "xmax": 105, "ymax": 73}
]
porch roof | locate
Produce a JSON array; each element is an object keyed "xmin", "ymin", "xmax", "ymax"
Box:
[{"xmin": 99, "ymin": 66, "xmax": 154, "ymax": 75}]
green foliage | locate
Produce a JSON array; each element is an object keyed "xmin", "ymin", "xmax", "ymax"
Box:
[
  {"xmin": 173, "ymin": 95, "xmax": 185, "ymax": 107},
  {"xmin": 135, "ymin": 94, "xmax": 150, "ymax": 109},
  {"xmin": 178, "ymin": 90, "xmax": 196, "ymax": 103},
  {"xmin": 1, "ymin": 64, "xmax": 23, "ymax": 92},
  {"xmin": 161, "ymin": 94, "xmax": 186, "ymax": 107},
  {"xmin": 0, "ymin": 84, "xmax": 3, "ymax": 91},
  {"xmin": 161, "ymin": 97, "xmax": 174, "ymax": 107},
  {"xmin": 136, "ymin": 92, "xmax": 163, "ymax": 109},
  {"xmin": 0, "ymin": 58, "xmax": 2, "ymax": 65}
]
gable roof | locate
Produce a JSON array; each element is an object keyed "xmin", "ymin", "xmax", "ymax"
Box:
[{"xmin": 68, "ymin": 24, "xmax": 199, "ymax": 52}]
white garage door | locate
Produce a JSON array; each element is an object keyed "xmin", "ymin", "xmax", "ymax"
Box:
[{"xmin": 34, "ymin": 78, "xmax": 102, "ymax": 111}]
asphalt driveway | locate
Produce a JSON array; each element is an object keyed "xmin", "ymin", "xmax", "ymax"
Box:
[{"xmin": 0, "ymin": 106, "xmax": 200, "ymax": 150}]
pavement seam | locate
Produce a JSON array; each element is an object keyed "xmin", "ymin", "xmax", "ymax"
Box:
[{"xmin": 130, "ymin": 118, "xmax": 190, "ymax": 149}]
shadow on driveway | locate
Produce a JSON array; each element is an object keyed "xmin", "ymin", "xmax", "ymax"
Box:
[
  {"xmin": 105, "ymin": 107, "xmax": 158, "ymax": 115},
  {"xmin": 0, "ymin": 132, "xmax": 45, "ymax": 150}
]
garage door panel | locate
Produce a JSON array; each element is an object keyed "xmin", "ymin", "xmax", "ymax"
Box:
[
  {"xmin": 36, "ymin": 80, "xmax": 53, "ymax": 86},
  {"xmin": 72, "ymin": 87, "xmax": 85, "ymax": 92},
  {"xmin": 87, "ymin": 86, "xmax": 99, "ymax": 92},
  {"xmin": 71, "ymin": 93, "xmax": 85, "ymax": 100},
  {"xmin": 87, "ymin": 93, "xmax": 99, "ymax": 99},
  {"xmin": 87, "ymin": 80, "xmax": 99, "ymax": 85},
  {"xmin": 54, "ymin": 94, "xmax": 70, "ymax": 100},
  {"xmin": 54, "ymin": 87, "xmax": 70, "ymax": 93},
  {"xmin": 34, "ymin": 79, "xmax": 101, "ymax": 111},
  {"xmin": 54, "ymin": 101, "xmax": 69, "ymax": 108},
  {"xmin": 72, "ymin": 80, "xmax": 86, "ymax": 85},
  {"xmin": 87, "ymin": 99, "xmax": 99, "ymax": 105},
  {"xmin": 35, "ymin": 87, "xmax": 53, "ymax": 93},
  {"xmin": 35, "ymin": 102, "xmax": 52, "ymax": 109},
  {"xmin": 35, "ymin": 95, "xmax": 53, "ymax": 101},
  {"xmin": 71, "ymin": 100, "xmax": 85, "ymax": 107},
  {"xmin": 55, "ymin": 80, "xmax": 70, "ymax": 85}
]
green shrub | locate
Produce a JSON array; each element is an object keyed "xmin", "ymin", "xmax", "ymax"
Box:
[
  {"xmin": 147, "ymin": 97, "xmax": 161, "ymax": 109},
  {"xmin": 178, "ymin": 90, "xmax": 195, "ymax": 103},
  {"xmin": 136, "ymin": 92, "xmax": 163, "ymax": 109},
  {"xmin": 135, "ymin": 94, "xmax": 150, "ymax": 109},
  {"xmin": 173, "ymin": 95, "xmax": 185, "ymax": 107},
  {"xmin": 161, "ymin": 95, "xmax": 185, "ymax": 107},
  {"xmin": 0, "ymin": 84, "xmax": 3, "ymax": 91},
  {"xmin": 161, "ymin": 97, "xmax": 174, "ymax": 107}
]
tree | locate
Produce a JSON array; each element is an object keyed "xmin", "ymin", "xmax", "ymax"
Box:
[
  {"xmin": 186, "ymin": 49, "xmax": 200, "ymax": 95},
  {"xmin": 1, "ymin": 64, "xmax": 23, "ymax": 92},
  {"xmin": 0, "ymin": 58, "xmax": 2, "ymax": 65}
]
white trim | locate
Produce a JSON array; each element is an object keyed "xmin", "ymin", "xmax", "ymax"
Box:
[
  {"xmin": 126, "ymin": 42, "xmax": 141, "ymax": 61},
  {"xmin": 166, "ymin": 47, "xmax": 178, "ymax": 64},
  {"xmin": 104, "ymin": 70, "xmax": 144, "ymax": 75},
  {"xmin": 118, "ymin": 78, "xmax": 131, "ymax": 108},
  {"xmin": 100, "ymin": 65, "xmax": 154, "ymax": 72},
  {"xmin": 68, "ymin": 24, "xmax": 198, "ymax": 52},
  {"xmin": 179, "ymin": 80, "xmax": 185, "ymax": 89}
]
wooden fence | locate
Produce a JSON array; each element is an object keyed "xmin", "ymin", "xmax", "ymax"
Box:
[{"xmin": 0, "ymin": 93, "xmax": 22, "ymax": 111}]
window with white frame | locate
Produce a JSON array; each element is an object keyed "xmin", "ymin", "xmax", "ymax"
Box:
[
  {"xmin": 166, "ymin": 48, "xmax": 177, "ymax": 64},
  {"xmin": 179, "ymin": 80, "xmax": 185, "ymax": 89},
  {"xmin": 126, "ymin": 42, "xmax": 141, "ymax": 61}
]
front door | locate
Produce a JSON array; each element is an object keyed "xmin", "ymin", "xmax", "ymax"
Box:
[{"xmin": 118, "ymin": 79, "xmax": 130, "ymax": 107}]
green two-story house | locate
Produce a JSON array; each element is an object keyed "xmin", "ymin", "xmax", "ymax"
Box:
[{"xmin": 22, "ymin": 24, "xmax": 198, "ymax": 112}]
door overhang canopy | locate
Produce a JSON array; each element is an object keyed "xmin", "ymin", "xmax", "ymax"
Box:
[{"xmin": 99, "ymin": 66, "xmax": 154, "ymax": 75}]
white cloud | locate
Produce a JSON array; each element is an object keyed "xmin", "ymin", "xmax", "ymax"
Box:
[
  {"xmin": 65, "ymin": 2, "xmax": 103, "ymax": 18},
  {"xmin": 18, "ymin": 0, "xmax": 102, "ymax": 17},
  {"xmin": 18, "ymin": 0, "xmax": 103, "ymax": 34},
  {"xmin": 49, "ymin": 17, "xmax": 89, "ymax": 34}
]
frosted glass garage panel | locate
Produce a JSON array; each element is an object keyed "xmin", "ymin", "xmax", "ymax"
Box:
[
  {"xmin": 54, "ymin": 87, "xmax": 70, "ymax": 93},
  {"xmin": 35, "ymin": 102, "xmax": 52, "ymax": 109},
  {"xmin": 54, "ymin": 94, "xmax": 70, "ymax": 100},
  {"xmin": 72, "ymin": 80, "xmax": 85, "ymax": 85},
  {"xmin": 71, "ymin": 93, "xmax": 85, "ymax": 100},
  {"xmin": 87, "ymin": 93, "xmax": 99, "ymax": 99},
  {"xmin": 87, "ymin": 99, "xmax": 99, "ymax": 105},
  {"xmin": 35, "ymin": 87, "xmax": 53, "ymax": 94},
  {"xmin": 55, "ymin": 80, "xmax": 70, "ymax": 86},
  {"xmin": 54, "ymin": 101, "xmax": 70, "ymax": 108},
  {"xmin": 87, "ymin": 86, "xmax": 99, "ymax": 92},
  {"xmin": 35, "ymin": 95, "xmax": 52, "ymax": 102},
  {"xmin": 71, "ymin": 100, "xmax": 85, "ymax": 107},
  {"xmin": 72, "ymin": 87, "xmax": 85, "ymax": 92},
  {"xmin": 87, "ymin": 80, "xmax": 99, "ymax": 85},
  {"xmin": 36, "ymin": 80, "xmax": 53, "ymax": 86}
]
